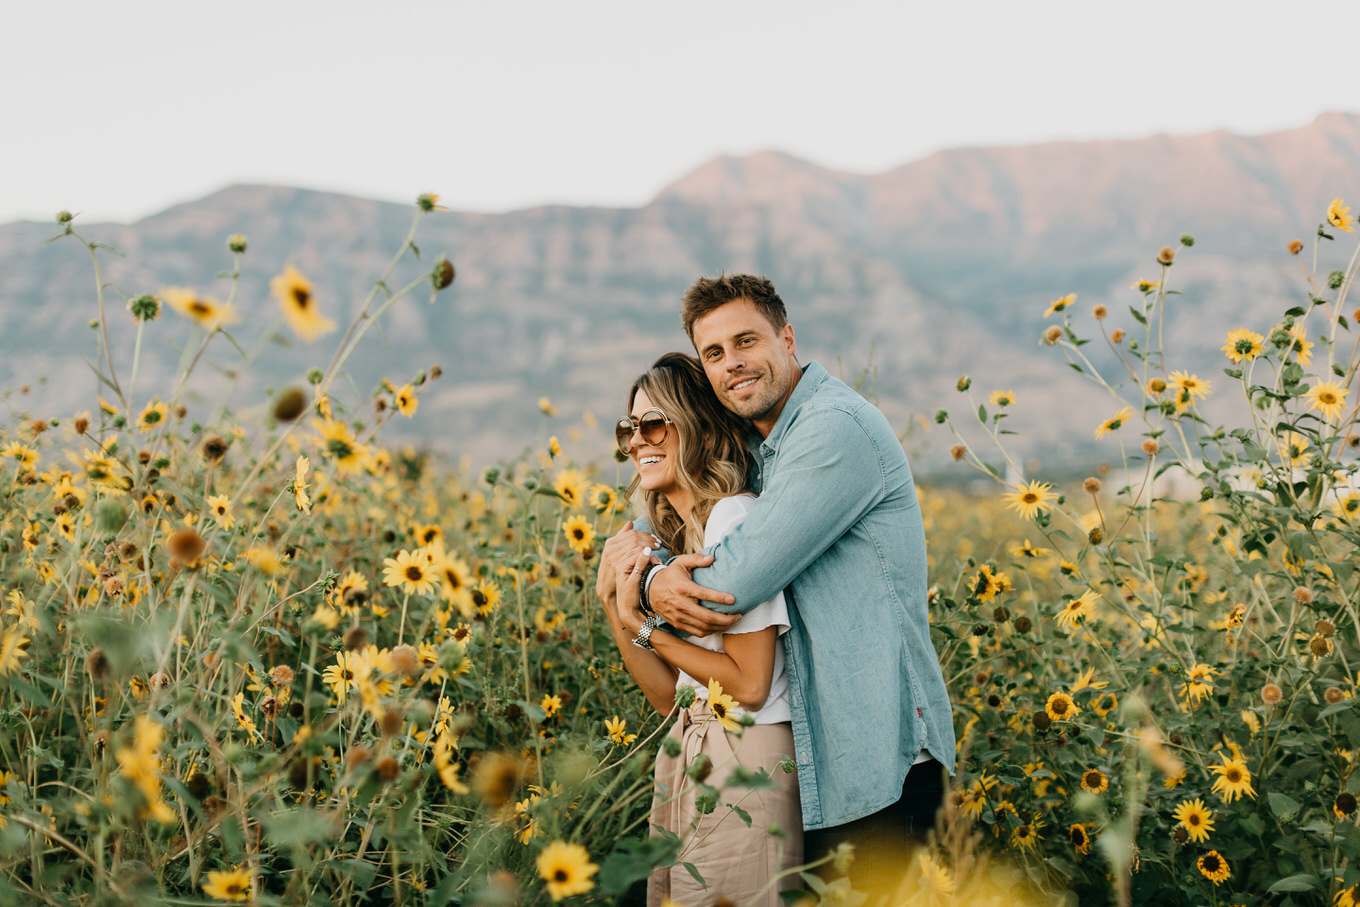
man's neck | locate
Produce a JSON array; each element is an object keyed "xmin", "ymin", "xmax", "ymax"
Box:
[{"xmin": 753, "ymin": 362, "xmax": 804, "ymax": 438}]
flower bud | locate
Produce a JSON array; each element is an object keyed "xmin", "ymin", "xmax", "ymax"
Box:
[
  {"xmin": 956, "ymin": 376, "xmax": 971, "ymax": 392},
  {"xmin": 227, "ymin": 234, "xmax": 248, "ymax": 253},
  {"xmin": 128, "ymin": 295, "xmax": 161, "ymax": 321},
  {"xmin": 1179, "ymin": 234, "xmax": 1195, "ymax": 247},
  {"xmin": 56, "ymin": 210, "xmax": 75, "ymax": 224},
  {"xmin": 934, "ymin": 409, "xmax": 948, "ymax": 424},
  {"xmin": 432, "ymin": 256, "xmax": 456, "ymax": 290},
  {"xmin": 272, "ymin": 387, "xmax": 308, "ymax": 423}
]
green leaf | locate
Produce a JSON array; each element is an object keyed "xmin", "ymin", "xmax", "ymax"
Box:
[
  {"xmin": 730, "ymin": 803, "xmax": 752, "ymax": 826},
  {"xmin": 1267, "ymin": 873, "xmax": 1318, "ymax": 893},
  {"xmin": 977, "ymin": 404, "xmax": 988, "ymax": 424},
  {"xmin": 683, "ymin": 861, "xmax": 707, "ymax": 888},
  {"xmin": 1268, "ymin": 791, "xmax": 1301, "ymax": 821},
  {"xmin": 1128, "ymin": 306, "xmax": 1148, "ymax": 325}
]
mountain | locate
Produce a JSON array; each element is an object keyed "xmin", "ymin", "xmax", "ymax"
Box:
[{"xmin": 2, "ymin": 113, "xmax": 1358, "ymax": 474}]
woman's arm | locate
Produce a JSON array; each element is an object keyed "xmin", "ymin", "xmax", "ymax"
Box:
[
  {"xmin": 616, "ymin": 548, "xmax": 777, "ymax": 711},
  {"xmin": 606, "ymin": 552, "xmax": 680, "ymax": 715}
]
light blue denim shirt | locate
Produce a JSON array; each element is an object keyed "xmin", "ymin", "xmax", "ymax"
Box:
[{"xmin": 689, "ymin": 361, "xmax": 956, "ymax": 831}]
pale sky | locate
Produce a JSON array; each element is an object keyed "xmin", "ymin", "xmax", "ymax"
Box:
[{"xmin": 6, "ymin": 0, "xmax": 1359, "ymax": 225}]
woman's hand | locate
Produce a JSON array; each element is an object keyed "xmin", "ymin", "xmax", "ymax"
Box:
[
  {"xmin": 596, "ymin": 522, "xmax": 659, "ymax": 611},
  {"xmin": 614, "ymin": 544, "xmax": 660, "ymax": 634}
]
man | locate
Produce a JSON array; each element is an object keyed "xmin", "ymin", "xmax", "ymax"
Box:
[{"xmin": 600, "ymin": 273, "xmax": 955, "ymax": 883}]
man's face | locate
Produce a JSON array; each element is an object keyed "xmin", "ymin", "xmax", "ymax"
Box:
[{"xmin": 691, "ymin": 298, "xmax": 797, "ymax": 434}]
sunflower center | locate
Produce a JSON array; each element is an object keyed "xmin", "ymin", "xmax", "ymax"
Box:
[
  {"xmin": 406, "ymin": 566, "xmax": 424, "ymax": 581},
  {"xmin": 189, "ymin": 301, "xmax": 211, "ymax": 315},
  {"xmin": 292, "ymin": 288, "xmax": 311, "ymax": 309},
  {"xmin": 553, "ymin": 869, "xmax": 568, "ymax": 882}
]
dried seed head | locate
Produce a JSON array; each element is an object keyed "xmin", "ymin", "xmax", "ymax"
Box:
[
  {"xmin": 1092, "ymin": 304, "xmax": 1108, "ymax": 320},
  {"xmin": 1141, "ymin": 438, "xmax": 1160, "ymax": 456},
  {"xmin": 74, "ymin": 415, "xmax": 90, "ymax": 435},
  {"xmin": 270, "ymin": 664, "xmax": 296, "ymax": 687},
  {"xmin": 271, "ymin": 387, "xmax": 309, "ymax": 423},
  {"xmin": 1043, "ymin": 325, "xmax": 1064, "ymax": 345},
  {"xmin": 1083, "ymin": 477, "xmax": 1102, "ymax": 494},
  {"xmin": 167, "ymin": 528, "xmax": 206, "ymax": 566},
  {"xmin": 1310, "ymin": 633, "xmax": 1334, "ymax": 658},
  {"xmin": 379, "ymin": 710, "xmax": 404, "ymax": 737},
  {"xmin": 1337, "ymin": 792, "xmax": 1358, "ymax": 816},
  {"xmin": 1261, "ymin": 683, "xmax": 1283, "ymax": 705},
  {"xmin": 389, "ymin": 645, "xmax": 420, "ymax": 677},
  {"xmin": 1032, "ymin": 711, "xmax": 1052, "ymax": 731},
  {"xmin": 1293, "ymin": 587, "xmax": 1313, "ymax": 605},
  {"xmin": 149, "ymin": 672, "xmax": 171, "ymax": 692},
  {"xmin": 343, "ymin": 626, "xmax": 370, "ymax": 652},
  {"xmin": 1315, "ymin": 619, "xmax": 1335, "ymax": 637},
  {"xmin": 200, "ymin": 435, "xmax": 229, "ymax": 463},
  {"xmin": 87, "ymin": 647, "xmax": 110, "ymax": 680},
  {"xmin": 1013, "ymin": 615, "xmax": 1032, "ymax": 634},
  {"xmin": 949, "ymin": 444, "xmax": 967, "ymax": 462},
  {"xmin": 1110, "ymin": 328, "xmax": 1125, "ymax": 343},
  {"xmin": 1157, "ymin": 246, "xmax": 1176, "ymax": 265},
  {"xmin": 1324, "ymin": 686, "xmax": 1345, "ymax": 704},
  {"xmin": 1288, "ymin": 239, "xmax": 1304, "ymax": 255}
]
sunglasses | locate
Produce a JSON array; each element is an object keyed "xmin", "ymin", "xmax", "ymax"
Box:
[{"xmin": 615, "ymin": 409, "xmax": 672, "ymax": 455}]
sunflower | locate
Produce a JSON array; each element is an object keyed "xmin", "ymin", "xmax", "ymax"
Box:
[
  {"xmin": 1010, "ymin": 817, "xmax": 1044, "ymax": 853},
  {"xmin": 604, "ymin": 716, "xmax": 636, "ymax": 746},
  {"xmin": 394, "ymin": 383, "xmax": 418, "ymax": 417},
  {"xmin": 538, "ymin": 397, "xmax": 558, "ymax": 416},
  {"xmin": 1004, "ymin": 480, "xmax": 1057, "ymax": 520},
  {"xmin": 1131, "ymin": 279, "xmax": 1160, "ymax": 293},
  {"xmin": 271, "ymin": 265, "xmax": 336, "ymax": 343},
  {"xmin": 563, "ymin": 515, "xmax": 596, "ymax": 555},
  {"xmin": 293, "ymin": 455, "xmax": 312, "ymax": 513},
  {"xmin": 973, "ymin": 564, "xmax": 1012, "ymax": 603},
  {"xmin": 1221, "ymin": 327, "xmax": 1264, "ymax": 363},
  {"xmin": 473, "ymin": 580, "xmax": 502, "ymax": 617},
  {"xmin": 915, "ymin": 851, "xmax": 955, "ymax": 894},
  {"xmin": 202, "ymin": 866, "xmax": 253, "ymax": 902},
  {"xmin": 1168, "ymin": 370, "xmax": 1211, "ymax": 410},
  {"xmin": 1045, "ymin": 692, "xmax": 1079, "ymax": 722},
  {"xmin": 1183, "ymin": 663, "xmax": 1216, "ymax": 705},
  {"xmin": 429, "ymin": 548, "xmax": 475, "ymax": 617},
  {"xmin": 322, "ymin": 651, "xmax": 361, "ymax": 704},
  {"xmin": 1196, "ymin": 850, "xmax": 1230, "ymax": 885},
  {"xmin": 161, "ymin": 287, "xmax": 241, "ymax": 331},
  {"xmin": 541, "ymin": 693, "xmax": 562, "ymax": 718},
  {"xmin": 1092, "ymin": 692, "xmax": 1118, "ymax": 717},
  {"xmin": 547, "ymin": 436, "xmax": 561, "ymax": 458},
  {"xmin": 206, "ymin": 494, "xmax": 234, "ymax": 529},
  {"xmin": 1172, "ymin": 798, "xmax": 1214, "ymax": 843},
  {"xmin": 552, "ymin": 469, "xmax": 587, "ymax": 508},
  {"xmin": 1336, "ymin": 494, "xmax": 1360, "ymax": 520},
  {"xmin": 1094, "ymin": 406, "xmax": 1135, "ymax": 439},
  {"xmin": 706, "ymin": 677, "xmax": 742, "ymax": 731},
  {"xmin": 1328, "ymin": 197, "xmax": 1356, "ymax": 233},
  {"xmin": 136, "ymin": 400, "xmax": 168, "ymax": 433},
  {"xmin": 1013, "ymin": 539, "xmax": 1051, "ymax": 558},
  {"xmin": 312, "ymin": 418, "xmax": 369, "ymax": 474},
  {"xmin": 1044, "ymin": 293, "xmax": 1076, "ymax": 318},
  {"xmin": 434, "ymin": 730, "xmax": 469, "ymax": 793},
  {"xmin": 536, "ymin": 840, "xmax": 598, "ymax": 901},
  {"xmin": 1305, "ymin": 380, "xmax": 1348, "ymax": 421},
  {"xmin": 383, "ymin": 549, "xmax": 438, "ymax": 596},
  {"xmin": 1209, "ymin": 753, "xmax": 1256, "ymax": 802},
  {"xmin": 1, "ymin": 441, "xmax": 39, "ymax": 469},
  {"xmin": 589, "ymin": 484, "xmax": 618, "ymax": 514},
  {"xmin": 329, "ymin": 570, "xmax": 369, "ymax": 612},
  {"xmin": 988, "ymin": 389, "xmax": 1015, "ymax": 408},
  {"xmin": 1080, "ymin": 769, "xmax": 1108, "ymax": 795},
  {"xmin": 1055, "ymin": 589, "xmax": 1097, "ymax": 630},
  {"xmin": 1069, "ymin": 823, "xmax": 1091, "ymax": 856},
  {"xmin": 414, "ymin": 524, "xmax": 444, "ymax": 547},
  {"xmin": 1337, "ymin": 882, "xmax": 1360, "ymax": 907},
  {"xmin": 0, "ymin": 625, "xmax": 30, "ymax": 676}
]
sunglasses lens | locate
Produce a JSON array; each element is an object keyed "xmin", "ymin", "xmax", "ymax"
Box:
[
  {"xmin": 640, "ymin": 417, "xmax": 667, "ymax": 444},
  {"xmin": 615, "ymin": 420, "xmax": 635, "ymax": 453}
]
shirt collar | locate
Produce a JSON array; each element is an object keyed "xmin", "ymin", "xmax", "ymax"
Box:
[{"xmin": 759, "ymin": 360, "xmax": 827, "ymax": 455}]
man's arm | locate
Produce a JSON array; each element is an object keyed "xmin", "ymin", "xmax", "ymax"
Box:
[{"xmin": 649, "ymin": 405, "xmax": 886, "ymax": 631}]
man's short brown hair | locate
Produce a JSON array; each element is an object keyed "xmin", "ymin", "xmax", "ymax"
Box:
[{"xmin": 681, "ymin": 273, "xmax": 788, "ymax": 344}]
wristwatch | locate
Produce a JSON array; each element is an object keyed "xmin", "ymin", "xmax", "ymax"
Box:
[{"xmin": 632, "ymin": 614, "xmax": 660, "ymax": 650}]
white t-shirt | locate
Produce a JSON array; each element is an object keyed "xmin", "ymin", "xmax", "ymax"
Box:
[{"xmin": 675, "ymin": 495, "xmax": 792, "ymax": 725}]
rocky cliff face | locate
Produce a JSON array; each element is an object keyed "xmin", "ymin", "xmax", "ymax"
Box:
[{"xmin": 2, "ymin": 113, "xmax": 1357, "ymax": 472}]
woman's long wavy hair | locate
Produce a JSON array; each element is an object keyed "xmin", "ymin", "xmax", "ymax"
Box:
[{"xmin": 625, "ymin": 352, "xmax": 754, "ymax": 555}]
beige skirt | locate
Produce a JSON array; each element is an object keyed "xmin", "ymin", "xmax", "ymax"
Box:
[{"xmin": 648, "ymin": 700, "xmax": 803, "ymax": 907}]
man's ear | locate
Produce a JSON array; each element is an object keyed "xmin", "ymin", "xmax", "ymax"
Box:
[{"xmin": 782, "ymin": 323, "xmax": 796, "ymax": 358}]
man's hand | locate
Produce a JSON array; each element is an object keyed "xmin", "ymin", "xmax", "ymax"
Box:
[
  {"xmin": 596, "ymin": 522, "xmax": 660, "ymax": 609},
  {"xmin": 650, "ymin": 555, "xmax": 739, "ymax": 638}
]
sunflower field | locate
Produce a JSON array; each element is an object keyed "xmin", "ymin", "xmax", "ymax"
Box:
[{"xmin": 0, "ymin": 196, "xmax": 1357, "ymax": 906}]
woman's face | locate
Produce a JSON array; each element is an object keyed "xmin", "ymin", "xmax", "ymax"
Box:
[{"xmin": 628, "ymin": 389, "xmax": 681, "ymax": 501}]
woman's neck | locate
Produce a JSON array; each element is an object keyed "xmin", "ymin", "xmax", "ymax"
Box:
[{"xmin": 664, "ymin": 489, "xmax": 693, "ymax": 525}]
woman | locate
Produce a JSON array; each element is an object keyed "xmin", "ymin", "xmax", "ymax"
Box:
[{"xmin": 602, "ymin": 351, "xmax": 801, "ymax": 906}]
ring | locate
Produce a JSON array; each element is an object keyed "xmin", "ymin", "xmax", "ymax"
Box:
[{"xmin": 642, "ymin": 547, "xmax": 652, "ymax": 557}]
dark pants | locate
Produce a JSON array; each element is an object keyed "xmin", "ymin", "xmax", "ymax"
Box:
[{"xmin": 803, "ymin": 758, "xmax": 946, "ymax": 888}]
